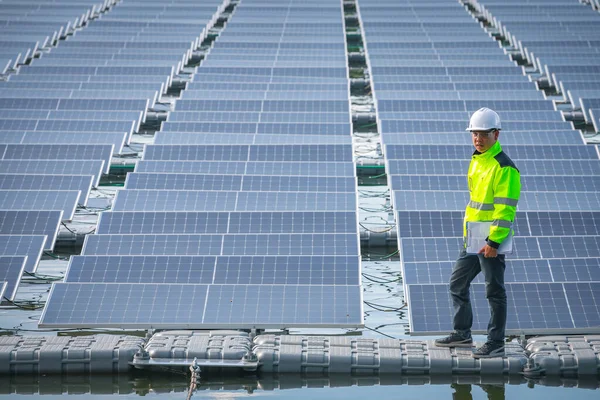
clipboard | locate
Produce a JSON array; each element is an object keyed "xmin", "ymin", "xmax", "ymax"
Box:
[{"xmin": 466, "ymin": 221, "xmax": 513, "ymax": 254}]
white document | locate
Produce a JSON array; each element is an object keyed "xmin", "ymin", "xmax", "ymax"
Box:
[{"xmin": 466, "ymin": 221, "xmax": 513, "ymax": 254}]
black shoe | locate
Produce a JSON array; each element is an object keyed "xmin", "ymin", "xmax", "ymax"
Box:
[
  {"xmin": 434, "ymin": 332, "xmax": 473, "ymax": 348},
  {"xmin": 472, "ymin": 341, "xmax": 505, "ymax": 358}
]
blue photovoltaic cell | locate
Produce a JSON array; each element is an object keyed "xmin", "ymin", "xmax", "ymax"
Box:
[
  {"xmin": 213, "ymin": 255, "xmax": 360, "ymax": 285},
  {"xmin": 82, "ymin": 234, "xmax": 224, "ymax": 256},
  {"xmin": 125, "ymin": 173, "xmax": 243, "ymax": 191},
  {"xmin": 235, "ymin": 192, "xmax": 356, "ymax": 212},
  {"xmin": 39, "ymin": 283, "xmax": 363, "ymax": 328},
  {"xmin": 536, "ymin": 236, "xmax": 600, "ymax": 259},
  {"xmin": 0, "ymin": 256, "xmax": 27, "ymax": 301},
  {"xmin": 1, "ymin": 144, "xmax": 113, "ymax": 172},
  {"xmin": 0, "ymin": 160, "xmax": 105, "ymax": 186},
  {"xmin": 202, "ymin": 284, "xmax": 362, "ymax": 327},
  {"xmin": 16, "ymin": 131, "xmax": 128, "ymax": 155},
  {"xmin": 564, "ymin": 283, "xmax": 600, "ymax": 329},
  {"xmin": 0, "ymin": 190, "xmax": 80, "ymax": 220},
  {"xmin": 113, "ymin": 190, "xmax": 356, "ymax": 212},
  {"xmin": 527, "ymin": 212, "xmax": 600, "ymax": 236},
  {"xmin": 144, "ymin": 144, "xmax": 353, "ymax": 162},
  {"xmin": 221, "ymin": 233, "xmax": 359, "ymax": 256},
  {"xmin": 66, "ymin": 255, "xmax": 359, "ymax": 285},
  {"xmin": 154, "ymin": 132, "xmax": 353, "ymax": 146},
  {"xmin": 65, "ymin": 255, "xmax": 217, "ymax": 284},
  {"xmin": 407, "ymin": 283, "xmax": 578, "ymax": 334},
  {"xmin": 0, "ymin": 235, "xmax": 45, "ymax": 273},
  {"xmin": 112, "ymin": 190, "xmax": 238, "ymax": 212},
  {"xmin": 0, "ymin": 210, "xmax": 62, "ymax": 250},
  {"xmin": 97, "ymin": 211, "xmax": 230, "ymax": 234},
  {"xmin": 403, "ymin": 259, "xmax": 552, "ymax": 285},
  {"xmin": 400, "ymin": 237, "xmax": 542, "ymax": 263},
  {"xmin": 135, "ymin": 161, "xmax": 248, "ymax": 175},
  {"xmin": 97, "ymin": 211, "xmax": 357, "ymax": 234},
  {"xmin": 0, "ymin": 174, "xmax": 94, "ymax": 205},
  {"xmin": 549, "ymin": 259, "xmax": 600, "ymax": 282},
  {"xmin": 0, "ymin": 281, "xmax": 5, "ymax": 301},
  {"xmin": 39, "ymin": 283, "xmax": 210, "ymax": 328},
  {"xmin": 143, "ymin": 145, "xmax": 250, "ymax": 161}
]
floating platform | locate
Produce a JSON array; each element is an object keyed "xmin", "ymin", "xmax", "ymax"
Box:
[{"xmin": 0, "ymin": 332, "xmax": 598, "ymax": 377}]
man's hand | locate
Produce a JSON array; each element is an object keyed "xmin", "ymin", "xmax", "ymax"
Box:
[{"xmin": 478, "ymin": 244, "xmax": 498, "ymax": 258}]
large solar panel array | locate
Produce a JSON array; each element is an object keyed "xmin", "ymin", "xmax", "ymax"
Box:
[
  {"xmin": 359, "ymin": 0, "xmax": 600, "ymax": 334},
  {"xmin": 0, "ymin": 0, "xmax": 110, "ymax": 75},
  {"xmin": 1, "ymin": 0, "xmax": 228, "ymax": 302},
  {"xmin": 40, "ymin": 0, "xmax": 363, "ymax": 329},
  {"xmin": 474, "ymin": 0, "xmax": 600, "ymax": 131}
]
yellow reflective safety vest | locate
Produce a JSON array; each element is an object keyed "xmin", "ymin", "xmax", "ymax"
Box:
[{"xmin": 465, "ymin": 141, "xmax": 521, "ymax": 248}]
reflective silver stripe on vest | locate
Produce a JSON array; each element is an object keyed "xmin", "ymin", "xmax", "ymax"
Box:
[
  {"xmin": 492, "ymin": 219, "xmax": 512, "ymax": 228},
  {"xmin": 467, "ymin": 200, "xmax": 494, "ymax": 211},
  {"xmin": 494, "ymin": 197, "xmax": 519, "ymax": 207}
]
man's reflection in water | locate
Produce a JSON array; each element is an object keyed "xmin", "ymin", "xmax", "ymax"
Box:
[{"xmin": 452, "ymin": 383, "xmax": 505, "ymax": 400}]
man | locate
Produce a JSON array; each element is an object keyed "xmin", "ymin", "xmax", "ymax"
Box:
[{"xmin": 435, "ymin": 107, "xmax": 521, "ymax": 358}]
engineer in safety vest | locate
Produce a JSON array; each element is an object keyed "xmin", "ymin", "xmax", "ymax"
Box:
[{"xmin": 435, "ymin": 108, "xmax": 521, "ymax": 358}]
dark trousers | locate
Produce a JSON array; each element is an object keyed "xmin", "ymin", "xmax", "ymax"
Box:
[{"xmin": 449, "ymin": 249, "xmax": 507, "ymax": 342}]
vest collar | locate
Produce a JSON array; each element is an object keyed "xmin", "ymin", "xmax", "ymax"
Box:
[{"xmin": 472, "ymin": 140, "xmax": 502, "ymax": 159}]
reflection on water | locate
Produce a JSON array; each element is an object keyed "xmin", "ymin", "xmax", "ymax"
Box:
[{"xmin": 0, "ymin": 371, "xmax": 598, "ymax": 398}]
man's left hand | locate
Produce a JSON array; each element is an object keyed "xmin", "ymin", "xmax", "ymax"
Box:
[{"xmin": 478, "ymin": 245, "xmax": 498, "ymax": 258}]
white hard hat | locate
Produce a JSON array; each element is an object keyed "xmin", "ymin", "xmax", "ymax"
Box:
[{"xmin": 466, "ymin": 107, "xmax": 502, "ymax": 131}]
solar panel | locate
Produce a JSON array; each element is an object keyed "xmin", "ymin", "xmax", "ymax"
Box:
[
  {"xmin": 0, "ymin": 210, "xmax": 62, "ymax": 250},
  {"xmin": 112, "ymin": 190, "xmax": 356, "ymax": 212},
  {"xmin": 202, "ymin": 284, "xmax": 362, "ymax": 327},
  {"xmin": 142, "ymin": 145, "xmax": 353, "ymax": 162},
  {"xmin": 0, "ymin": 160, "xmax": 104, "ymax": 186},
  {"xmin": 135, "ymin": 161, "xmax": 356, "ymax": 177},
  {"xmin": 549, "ymin": 259, "xmax": 600, "ymax": 282},
  {"xmin": 407, "ymin": 283, "xmax": 585, "ymax": 334},
  {"xmin": 0, "ymin": 174, "xmax": 94, "ymax": 204},
  {"xmin": 153, "ymin": 132, "xmax": 353, "ymax": 145},
  {"xmin": 221, "ymin": 233, "xmax": 359, "ymax": 256},
  {"xmin": 2, "ymin": 144, "xmax": 113, "ymax": 172},
  {"xmin": 15, "ymin": 131, "xmax": 128, "ymax": 154},
  {"xmin": 0, "ymin": 190, "xmax": 80, "ymax": 220},
  {"xmin": 0, "ymin": 235, "xmax": 45, "ymax": 273},
  {"xmin": 39, "ymin": 283, "xmax": 362, "ymax": 328},
  {"xmin": 65, "ymin": 255, "xmax": 217, "ymax": 284},
  {"xmin": 400, "ymin": 237, "xmax": 542, "ymax": 263},
  {"xmin": 403, "ymin": 259, "xmax": 552, "ymax": 285},
  {"xmin": 125, "ymin": 173, "xmax": 243, "ymax": 191},
  {"xmin": 82, "ymin": 233, "xmax": 357, "ymax": 256},
  {"xmin": 65, "ymin": 255, "xmax": 360, "ymax": 285},
  {"xmin": 0, "ymin": 281, "xmax": 6, "ymax": 301},
  {"xmin": 213, "ymin": 255, "xmax": 359, "ymax": 285},
  {"xmin": 97, "ymin": 211, "xmax": 357, "ymax": 234},
  {"xmin": 0, "ymin": 256, "xmax": 27, "ymax": 301}
]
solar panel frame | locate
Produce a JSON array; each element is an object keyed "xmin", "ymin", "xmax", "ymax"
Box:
[
  {"xmin": 97, "ymin": 211, "xmax": 357, "ymax": 234},
  {"xmin": 0, "ymin": 235, "xmax": 45, "ymax": 273},
  {"xmin": 39, "ymin": 283, "xmax": 363, "ymax": 329},
  {"xmin": 0, "ymin": 174, "xmax": 94, "ymax": 205},
  {"xmin": 0, "ymin": 256, "xmax": 27, "ymax": 301},
  {"xmin": 0, "ymin": 160, "xmax": 104, "ymax": 186},
  {"xmin": 1, "ymin": 144, "xmax": 113, "ymax": 173},
  {"xmin": 0, "ymin": 210, "xmax": 62, "ymax": 250},
  {"xmin": 0, "ymin": 190, "xmax": 80, "ymax": 220}
]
